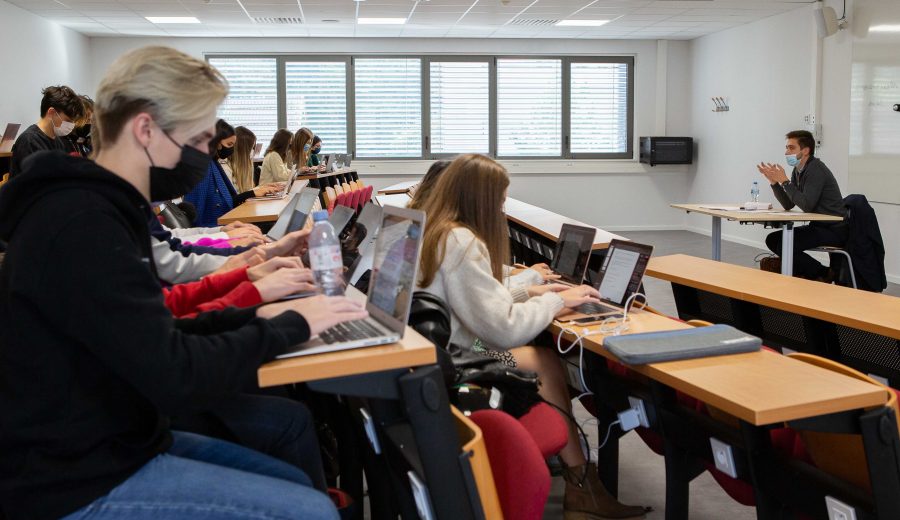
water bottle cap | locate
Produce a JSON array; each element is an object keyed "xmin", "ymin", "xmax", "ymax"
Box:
[{"xmin": 313, "ymin": 210, "xmax": 329, "ymax": 222}]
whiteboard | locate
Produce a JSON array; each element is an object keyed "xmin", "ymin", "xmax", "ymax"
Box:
[{"xmin": 849, "ymin": 0, "xmax": 900, "ymax": 205}]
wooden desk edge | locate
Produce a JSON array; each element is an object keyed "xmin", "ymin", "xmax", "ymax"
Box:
[{"xmin": 504, "ymin": 214, "xmax": 612, "ymax": 250}]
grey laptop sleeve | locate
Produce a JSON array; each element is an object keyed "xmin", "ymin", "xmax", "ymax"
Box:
[{"xmin": 604, "ymin": 324, "xmax": 761, "ymax": 365}]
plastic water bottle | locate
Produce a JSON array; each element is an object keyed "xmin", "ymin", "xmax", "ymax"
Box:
[
  {"xmin": 750, "ymin": 181, "xmax": 760, "ymax": 203},
  {"xmin": 308, "ymin": 210, "xmax": 345, "ymax": 296}
]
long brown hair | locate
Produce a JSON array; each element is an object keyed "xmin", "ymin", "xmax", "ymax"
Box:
[
  {"xmin": 265, "ymin": 129, "xmax": 292, "ymax": 162},
  {"xmin": 408, "ymin": 160, "xmax": 450, "ymax": 211},
  {"xmin": 229, "ymin": 126, "xmax": 257, "ymax": 192},
  {"xmin": 417, "ymin": 154, "xmax": 510, "ymax": 288},
  {"xmin": 289, "ymin": 127, "xmax": 314, "ymax": 169}
]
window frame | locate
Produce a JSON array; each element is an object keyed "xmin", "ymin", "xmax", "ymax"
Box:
[{"xmin": 206, "ymin": 53, "xmax": 635, "ymax": 162}]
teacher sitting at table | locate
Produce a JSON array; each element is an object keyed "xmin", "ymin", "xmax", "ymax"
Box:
[{"xmin": 756, "ymin": 130, "xmax": 847, "ymax": 281}]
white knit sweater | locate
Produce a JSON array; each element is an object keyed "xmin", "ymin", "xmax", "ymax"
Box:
[{"xmin": 417, "ymin": 227, "xmax": 564, "ymax": 351}]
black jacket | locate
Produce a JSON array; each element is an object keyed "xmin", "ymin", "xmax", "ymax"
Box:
[
  {"xmin": 0, "ymin": 151, "xmax": 311, "ymax": 520},
  {"xmin": 843, "ymin": 194, "xmax": 887, "ymax": 292}
]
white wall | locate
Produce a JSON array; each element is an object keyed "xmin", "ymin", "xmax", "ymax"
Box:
[
  {"xmin": 0, "ymin": 0, "xmax": 91, "ymax": 128},
  {"xmin": 88, "ymin": 36, "xmax": 692, "ymax": 232}
]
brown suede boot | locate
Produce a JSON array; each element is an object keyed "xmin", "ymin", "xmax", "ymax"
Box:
[
  {"xmin": 563, "ymin": 463, "xmax": 649, "ymax": 519},
  {"xmin": 759, "ymin": 256, "xmax": 781, "ymax": 273}
]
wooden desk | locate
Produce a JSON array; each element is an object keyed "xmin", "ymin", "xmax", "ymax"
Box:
[
  {"xmin": 0, "ymin": 152, "xmax": 11, "ymax": 158},
  {"xmin": 647, "ymin": 254, "xmax": 900, "ymax": 341},
  {"xmin": 553, "ymin": 310, "xmax": 886, "ymax": 425},
  {"xmin": 299, "ymin": 168, "xmax": 357, "ymax": 182},
  {"xmin": 375, "ymin": 193, "xmax": 411, "ymax": 208},
  {"xmin": 506, "ymin": 197, "xmax": 627, "ymax": 251},
  {"xmin": 672, "ymin": 203, "xmax": 843, "ymax": 276},
  {"xmin": 217, "ymin": 180, "xmax": 307, "ymax": 225},
  {"xmin": 378, "ymin": 180, "xmax": 418, "ymax": 195}
]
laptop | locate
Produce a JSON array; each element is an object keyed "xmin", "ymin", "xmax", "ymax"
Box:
[
  {"xmin": 253, "ymin": 142, "xmax": 263, "ymax": 158},
  {"xmin": 329, "ymin": 205, "xmax": 355, "ymax": 238},
  {"xmin": 277, "ymin": 205, "xmax": 426, "ymax": 359},
  {"xmin": 261, "ymin": 169, "xmax": 299, "ymax": 200},
  {"xmin": 321, "ymin": 153, "xmax": 334, "ymax": 173},
  {"xmin": 266, "ymin": 187, "xmax": 320, "ymax": 241},
  {"xmin": 550, "ymin": 224, "xmax": 596, "ymax": 285},
  {"xmin": 572, "ymin": 239, "xmax": 654, "ymax": 317},
  {"xmin": 0, "ymin": 123, "xmax": 21, "ymax": 153},
  {"xmin": 346, "ymin": 203, "xmax": 384, "ymax": 283}
]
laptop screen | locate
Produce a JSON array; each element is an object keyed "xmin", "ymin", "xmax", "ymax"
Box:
[
  {"xmin": 551, "ymin": 224, "xmax": 596, "ymax": 284},
  {"xmin": 366, "ymin": 207, "xmax": 425, "ymax": 331},
  {"xmin": 266, "ymin": 193, "xmax": 302, "ymax": 240},
  {"xmin": 328, "ymin": 205, "xmax": 355, "ymax": 237},
  {"xmin": 595, "ymin": 240, "xmax": 653, "ymax": 307},
  {"xmin": 286, "ymin": 187, "xmax": 320, "ymax": 233}
]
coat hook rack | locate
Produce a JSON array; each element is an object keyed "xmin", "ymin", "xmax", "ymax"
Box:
[{"xmin": 712, "ymin": 97, "xmax": 730, "ymax": 112}]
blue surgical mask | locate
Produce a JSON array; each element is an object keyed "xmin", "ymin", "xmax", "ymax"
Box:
[{"xmin": 785, "ymin": 153, "xmax": 801, "ymax": 167}]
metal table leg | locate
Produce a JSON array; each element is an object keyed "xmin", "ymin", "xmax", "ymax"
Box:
[
  {"xmin": 780, "ymin": 222, "xmax": 794, "ymax": 276},
  {"xmin": 711, "ymin": 216, "xmax": 722, "ymax": 261}
]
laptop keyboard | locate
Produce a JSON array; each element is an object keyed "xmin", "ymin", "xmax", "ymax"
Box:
[
  {"xmin": 319, "ymin": 319, "xmax": 385, "ymax": 344},
  {"xmin": 576, "ymin": 302, "xmax": 621, "ymax": 315}
]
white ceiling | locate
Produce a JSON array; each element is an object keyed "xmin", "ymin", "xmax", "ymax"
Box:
[{"xmin": 7, "ymin": 0, "xmax": 817, "ymax": 40}]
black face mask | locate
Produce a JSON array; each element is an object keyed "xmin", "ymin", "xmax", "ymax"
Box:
[
  {"xmin": 217, "ymin": 146, "xmax": 235, "ymax": 160},
  {"xmin": 312, "ymin": 146, "xmax": 321, "ymax": 154},
  {"xmin": 74, "ymin": 124, "xmax": 92, "ymax": 139},
  {"xmin": 146, "ymin": 131, "xmax": 211, "ymax": 201}
]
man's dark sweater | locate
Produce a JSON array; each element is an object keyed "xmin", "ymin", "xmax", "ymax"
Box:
[
  {"xmin": 0, "ymin": 151, "xmax": 311, "ymax": 520},
  {"xmin": 770, "ymin": 156, "xmax": 845, "ymax": 217},
  {"xmin": 9, "ymin": 124, "xmax": 66, "ymax": 178}
]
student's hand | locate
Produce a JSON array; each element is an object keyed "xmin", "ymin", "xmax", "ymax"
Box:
[
  {"xmin": 529, "ymin": 263, "xmax": 561, "ymax": 282},
  {"xmin": 214, "ymin": 247, "xmax": 266, "ymax": 275},
  {"xmin": 256, "ymin": 295, "xmax": 369, "ymax": 336},
  {"xmin": 223, "ymin": 221, "xmax": 262, "ymax": 234},
  {"xmin": 225, "ymin": 227, "xmax": 264, "ymax": 240},
  {"xmin": 252, "ymin": 268, "xmax": 316, "ymax": 302},
  {"xmin": 557, "ymin": 285, "xmax": 602, "ymax": 311},
  {"xmin": 262, "ymin": 229, "xmax": 311, "ymax": 259},
  {"xmin": 247, "ymin": 256, "xmax": 305, "ymax": 281},
  {"xmin": 228, "ymin": 236, "xmax": 265, "ymax": 248},
  {"xmin": 253, "ymin": 184, "xmax": 282, "ymax": 197},
  {"xmin": 527, "ymin": 283, "xmax": 569, "ymax": 298}
]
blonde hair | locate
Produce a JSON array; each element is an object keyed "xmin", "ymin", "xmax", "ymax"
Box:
[
  {"xmin": 290, "ymin": 127, "xmax": 314, "ymax": 169},
  {"xmin": 93, "ymin": 46, "xmax": 228, "ymax": 151},
  {"xmin": 229, "ymin": 126, "xmax": 257, "ymax": 192},
  {"xmin": 417, "ymin": 154, "xmax": 510, "ymax": 288}
]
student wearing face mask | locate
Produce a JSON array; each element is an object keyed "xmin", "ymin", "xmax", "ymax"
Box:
[
  {"xmin": 0, "ymin": 45, "xmax": 368, "ymax": 520},
  {"xmin": 307, "ymin": 135, "xmax": 322, "ymax": 167},
  {"xmin": 289, "ymin": 127, "xmax": 316, "ymax": 174},
  {"xmin": 10, "ymin": 85, "xmax": 86, "ymax": 178},
  {"xmin": 757, "ymin": 130, "xmax": 847, "ymax": 280},
  {"xmin": 183, "ymin": 120, "xmax": 281, "ymax": 227}
]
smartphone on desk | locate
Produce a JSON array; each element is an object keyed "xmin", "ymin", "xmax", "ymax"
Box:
[{"xmin": 569, "ymin": 313, "xmax": 624, "ymax": 325}]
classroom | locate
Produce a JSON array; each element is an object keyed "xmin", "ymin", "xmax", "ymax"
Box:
[{"xmin": 1, "ymin": 0, "xmax": 899, "ymax": 519}]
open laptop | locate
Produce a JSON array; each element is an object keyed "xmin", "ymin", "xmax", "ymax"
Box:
[
  {"xmin": 329, "ymin": 205, "xmax": 355, "ymax": 238},
  {"xmin": 261, "ymin": 170, "xmax": 299, "ymax": 200},
  {"xmin": 253, "ymin": 142, "xmax": 263, "ymax": 158},
  {"xmin": 277, "ymin": 205, "xmax": 426, "ymax": 359},
  {"xmin": 346, "ymin": 203, "xmax": 384, "ymax": 284},
  {"xmin": 571, "ymin": 239, "xmax": 654, "ymax": 318},
  {"xmin": 266, "ymin": 187, "xmax": 319, "ymax": 241},
  {"xmin": 549, "ymin": 224, "xmax": 596, "ymax": 285},
  {"xmin": 320, "ymin": 154, "xmax": 334, "ymax": 173},
  {"xmin": 0, "ymin": 123, "xmax": 21, "ymax": 153}
]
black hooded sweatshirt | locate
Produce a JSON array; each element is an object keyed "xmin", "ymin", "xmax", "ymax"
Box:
[{"xmin": 0, "ymin": 151, "xmax": 311, "ymax": 520}]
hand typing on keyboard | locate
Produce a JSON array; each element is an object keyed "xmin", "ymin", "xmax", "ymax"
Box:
[
  {"xmin": 256, "ymin": 295, "xmax": 369, "ymax": 336},
  {"xmin": 556, "ymin": 285, "xmax": 603, "ymax": 317}
]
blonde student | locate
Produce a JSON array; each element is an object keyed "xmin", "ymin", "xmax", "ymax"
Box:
[{"xmin": 416, "ymin": 154, "xmax": 648, "ymax": 520}]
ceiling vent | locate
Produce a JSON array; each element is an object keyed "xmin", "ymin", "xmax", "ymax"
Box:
[
  {"xmin": 510, "ymin": 19, "xmax": 560, "ymax": 27},
  {"xmin": 253, "ymin": 17, "xmax": 304, "ymax": 25}
]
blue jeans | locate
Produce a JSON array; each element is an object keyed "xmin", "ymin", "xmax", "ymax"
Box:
[{"xmin": 61, "ymin": 431, "xmax": 338, "ymax": 520}]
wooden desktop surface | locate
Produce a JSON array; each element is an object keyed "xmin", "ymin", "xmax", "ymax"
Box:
[
  {"xmin": 217, "ymin": 180, "xmax": 307, "ymax": 225},
  {"xmin": 505, "ymin": 197, "xmax": 627, "ymax": 250},
  {"xmin": 378, "ymin": 180, "xmax": 419, "ymax": 195},
  {"xmin": 647, "ymin": 254, "xmax": 900, "ymax": 340},
  {"xmin": 552, "ymin": 310, "xmax": 888, "ymax": 425},
  {"xmin": 298, "ymin": 168, "xmax": 357, "ymax": 181},
  {"xmin": 257, "ymin": 287, "xmax": 437, "ymax": 387},
  {"xmin": 672, "ymin": 204, "xmax": 844, "ymax": 223},
  {"xmin": 0, "ymin": 152, "xmax": 11, "ymax": 158}
]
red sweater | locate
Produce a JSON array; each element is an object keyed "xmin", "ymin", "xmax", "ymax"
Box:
[{"xmin": 162, "ymin": 267, "xmax": 262, "ymax": 318}]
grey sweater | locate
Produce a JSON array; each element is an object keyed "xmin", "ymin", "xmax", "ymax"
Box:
[
  {"xmin": 770, "ymin": 157, "xmax": 845, "ymax": 217},
  {"xmin": 417, "ymin": 227, "xmax": 564, "ymax": 352}
]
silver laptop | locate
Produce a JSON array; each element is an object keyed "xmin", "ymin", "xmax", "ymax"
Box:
[
  {"xmin": 262, "ymin": 169, "xmax": 299, "ymax": 200},
  {"xmin": 278, "ymin": 205, "xmax": 425, "ymax": 358},
  {"xmin": 0, "ymin": 123, "xmax": 21, "ymax": 153},
  {"xmin": 346, "ymin": 203, "xmax": 384, "ymax": 283},
  {"xmin": 321, "ymin": 154, "xmax": 334, "ymax": 173},
  {"xmin": 329, "ymin": 204, "xmax": 356, "ymax": 238},
  {"xmin": 574, "ymin": 239, "xmax": 654, "ymax": 317},
  {"xmin": 550, "ymin": 224, "xmax": 596, "ymax": 285}
]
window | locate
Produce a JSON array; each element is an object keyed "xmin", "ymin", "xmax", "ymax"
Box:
[
  {"xmin": 497, "ymin": 59, "xmax": 562, "ymax": 157},
  {"xmin": 205, "ymin": 54, "xmax": 634, "ymax": 161},
  {"xmin": 285, "ymin": 61, "xmax": 349, "ymax": 154},
  {"xmin": 430, "ymin": 61, "xmax": 490, "ymax": 155},
  {"xmin": 354, "ymin": 58, "xmax": 422, "ymax": 158},
  {"xmin": 570, "ymin": 61, "xmax": 631, "ymax": 156},
  {"xmin": 208, "ymin": 57, "xmax": 278, "ymax": 149}
]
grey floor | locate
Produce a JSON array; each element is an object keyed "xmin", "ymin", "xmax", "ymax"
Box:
[{"xmin": 541, "ymin": 230, "xmax": 900, "ymax": 520}]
